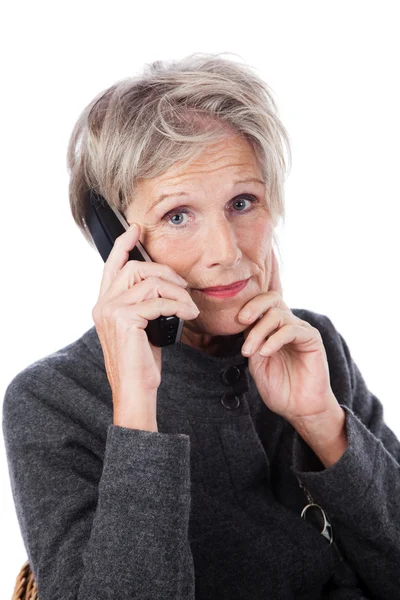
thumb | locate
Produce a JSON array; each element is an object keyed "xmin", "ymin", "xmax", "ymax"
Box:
[{"xmin": 268, "ymin": 249, "xmax": 283, "ymax": 297}]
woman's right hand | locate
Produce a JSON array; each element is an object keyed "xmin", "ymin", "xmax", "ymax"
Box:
[{"xmin": 91, "ymin": 222, "xmax": 200, "ymax": 428}]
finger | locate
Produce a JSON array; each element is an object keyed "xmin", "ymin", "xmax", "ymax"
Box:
[
  {"xmin": 258, "ymin": 323, "xmax": 317, "ymax": 357},
  {"xmin": 119, "ymin": 276, "xmax": 199, "ymax": 314},
  {"xmin": 104, "ymin": 259, "xmax": 189, "ymax": 301},
  {"xmin": 241, "ymin": 308, "xmax": 297, "ymax": 355},
  {"xmin": 110, "ymin": 296, "xmax": 200, "ymax": 331},
  {"xmin": 98, "ymin": 224, "xmax": 141, "ymax": 296},
  {"xmin": 99, "ymin": 224, "xmax": 187, "ymax": 297},
  {"xmin": 238, "ymin": 290, "xmax": 289, "ymax": 324}
]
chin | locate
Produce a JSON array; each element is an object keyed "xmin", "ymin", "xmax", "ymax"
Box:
[{"xmin": 185, "ymin": 316, "xmax": 247, "ymax": 337}]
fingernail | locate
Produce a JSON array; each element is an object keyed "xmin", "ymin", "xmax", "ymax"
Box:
[
  {"xmin": 129, "ymin": 223, "xmax": 137, "ymax": 229},
  {"xmin": 240, "ymin": 312, "xmax": 252, "ymax": 321}
]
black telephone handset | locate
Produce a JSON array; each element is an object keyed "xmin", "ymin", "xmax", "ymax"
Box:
[{"xmin": 84, "ymin": 190, "xmax": 184, "ymax": 347}]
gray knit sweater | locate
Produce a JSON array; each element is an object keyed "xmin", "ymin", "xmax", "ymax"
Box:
[{"xmin": 2, "ymin": 308, "xmax": 400, "ymax": 599}]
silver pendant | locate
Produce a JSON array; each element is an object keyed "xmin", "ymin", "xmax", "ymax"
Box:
[{"xmin": 301, "ymin": 502, "xmax": 334, "ymax": 544}]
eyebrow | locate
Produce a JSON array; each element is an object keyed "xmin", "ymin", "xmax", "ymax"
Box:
[{"xmin": 147, "ymin": 178, "xmax": 266, "ymax": 212}]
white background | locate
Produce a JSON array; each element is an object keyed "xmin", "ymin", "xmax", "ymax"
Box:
[{"xmin": 1, "ymin": 0, "xmax": 399, "ymax": 595}]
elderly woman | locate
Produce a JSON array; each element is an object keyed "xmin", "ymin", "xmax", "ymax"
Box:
[{"xmin": 3, "ymin": 53, "xmax": 400, "ymax": 600}]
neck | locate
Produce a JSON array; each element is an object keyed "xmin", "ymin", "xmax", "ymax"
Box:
[{"xmin": 180, "ymin": 327, "xmax": 243, "ymax": 356}]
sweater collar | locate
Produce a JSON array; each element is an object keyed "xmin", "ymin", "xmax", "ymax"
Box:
[
  {"xmin": 81, "ymin": 324, "xmax": 248, "ymax": 369},
  {"xmin": 81, "ymin": 325, "xmax": 252, "ymax": 415}
]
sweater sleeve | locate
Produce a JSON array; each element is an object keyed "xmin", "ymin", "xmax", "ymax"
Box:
[
  {"xmin": 290, "ymin": 317, "xmax": 400, "ymax": 599},
  {"xmin": 2, "ymin": 371, "xmax": 195, "ymax": 600}
]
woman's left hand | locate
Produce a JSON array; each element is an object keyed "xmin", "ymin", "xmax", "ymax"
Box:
[{"xmin": 238, "ymin": 251, "xmax": 337, "ymax": 425}]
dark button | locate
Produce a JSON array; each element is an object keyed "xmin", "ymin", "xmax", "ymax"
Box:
[
  {"xmin": 221, "ymin": 365, "xmax": 242, "ymax": 386},
  {"xmin": 220, "ymin": 393, "xmax": 241, "ymax": 410}
]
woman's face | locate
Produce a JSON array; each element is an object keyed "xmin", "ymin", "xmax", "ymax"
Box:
[{"xmin": 125, "ymin": 133, "xmax": 275, "ymax": 350}]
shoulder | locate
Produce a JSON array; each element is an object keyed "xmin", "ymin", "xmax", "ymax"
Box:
[
  {"xmin": 291, "ymin": 306, "xmax": 339, "ymax": 333},
  {"xmin": 2, "ymin": 326, "xmax": 111, "ymax": 447},
  {"xmin": 291, "ymin": 307, "xmax": 346, "ymax": 352},
  {"xmin": 4, "ymin": 326, "xmax": 99, "ymax": 395}
]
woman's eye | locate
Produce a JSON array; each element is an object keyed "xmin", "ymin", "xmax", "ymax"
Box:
[
  {"xmin": 162, "ymin": 194, "xmax": 257, "ymax": 229},
  {"xmin": 166, "ymin": 210, "xmax": 190, "ymax": 227},
  {"xmin": 231, "ymin": 196, "xmax": 256, "ymax": 211}
]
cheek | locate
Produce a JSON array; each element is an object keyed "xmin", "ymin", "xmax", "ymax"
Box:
[
  {"xmin": 249, "ymin": 224, "xmax": 272, "ymax": 263},
  {"xmin": 143, "ymin": 235, "xmax": 196, "ymax": 275},
  {"xmin": 250, "ymin": 214, "xmax": 272, "ymax": 240}
]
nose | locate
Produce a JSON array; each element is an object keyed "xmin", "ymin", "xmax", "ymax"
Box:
[{"xmin": 204, "ymin": 216, "xmax": 242, "ymax": 268}]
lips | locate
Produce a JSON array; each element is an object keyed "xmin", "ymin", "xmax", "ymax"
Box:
[{"xmin": 198, "ymin": 278, "xmax": 249, "ymax": 292}]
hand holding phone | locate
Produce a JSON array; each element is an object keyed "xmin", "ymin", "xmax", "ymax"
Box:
[
  {"xmin": 85, "ymin": 190, "xmax": 185, "ymax": 347},
  {"xmin": 91, "ymin": 220, "xmax": 200, "ymax": 426},
  {"xmin": 85, "ymin": 190, "xmax": 199, "ymax": 428}
]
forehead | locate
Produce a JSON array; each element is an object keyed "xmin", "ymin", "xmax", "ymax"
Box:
[{"xmin": 142, "ymin": 134, "xmax": 261, "ymax": 190}]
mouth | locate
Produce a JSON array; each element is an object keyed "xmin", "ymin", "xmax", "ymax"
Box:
[
  {"xmin": 196, "ymin": 278, "xmax": 250, "ymax": 292},
  {"xmin": 194, "ymin": 278, "xmax": 250, "ymax": 298}
]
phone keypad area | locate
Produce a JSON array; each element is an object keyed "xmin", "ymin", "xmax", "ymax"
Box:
[
  {"xmin": 167, "ymin": 322, "xmax": 178, "ymax": 344},
  {"xmin": 145, "ymin": 315, "xmax": 181, "ymax": 347}
]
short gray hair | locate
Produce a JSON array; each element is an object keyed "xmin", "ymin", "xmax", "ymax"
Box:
[{"xmin": 67, "ymin": 52, "xmax": 292, "ymax": 250}]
